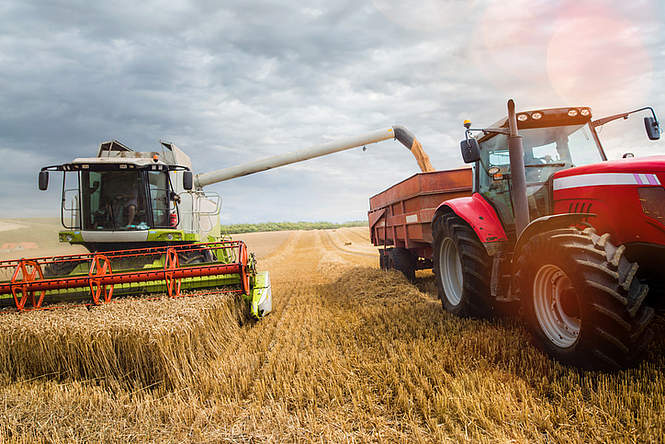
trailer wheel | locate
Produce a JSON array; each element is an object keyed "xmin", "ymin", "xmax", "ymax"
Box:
[
  {"xmin": 433, "ymin": 212, "xmax": 492, "ymax": 317},
  {"xmin": 388, "ymin": 248, "xmax": 417, "ymax": 282},
  {"xmin": 517, "ymin": 227, "xmax": 654, "ymax": 369}
]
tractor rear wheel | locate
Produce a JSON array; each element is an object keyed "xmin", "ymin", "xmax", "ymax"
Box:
[
  {"xmin": 517, "ymin": 226, "xmax": 654, "ymax": 369},
  {"xmin": 433, "ymin": 212, "xmax": 492, "ymax": 318},
  {"xmin": 389, "ymin": 247, "xmax": 417, "ymax": 282}
]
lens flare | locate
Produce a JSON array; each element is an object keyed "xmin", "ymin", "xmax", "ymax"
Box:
[{"xmin": 547, "ymin": 5, "xmax": 653, "ymax": 110}]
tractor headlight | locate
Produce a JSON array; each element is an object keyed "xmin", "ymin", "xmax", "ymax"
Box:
[{"xmin": 639, "ymin": 187, "xmax": 665, "ymax": 225}]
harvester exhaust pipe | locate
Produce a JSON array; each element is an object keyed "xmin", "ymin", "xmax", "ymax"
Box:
[
  {"xmin": 507, "ymin": 99, "xmax": 530, "ymax": 235},
  {"xmin": 194, "ymin": 126, "xmax": 434, "ymax": 188}
]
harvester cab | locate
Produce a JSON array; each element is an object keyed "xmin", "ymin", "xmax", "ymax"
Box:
[
  {"xmin": 433, "ymin": 99, "xmax": 664, "ymax": 369},
  {"xmin": 38, "ymin": 140, "xmax": 214, "ymax": 252}
]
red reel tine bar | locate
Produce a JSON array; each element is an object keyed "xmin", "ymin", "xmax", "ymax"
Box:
[{"xmin": 0, "ymin": 241, "xmax": 250, "ymax": 312}]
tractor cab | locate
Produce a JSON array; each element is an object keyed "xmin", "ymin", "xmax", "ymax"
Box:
[
  {"xmin": 468, "ymin": 107, "xmax": 605, "ymax": 229},
  {"xmin": 461, "ymin": 106, "xmax": 661, "ymax": 236},
  {"xmin": 38, "ymin": 140, "xmax": 196, "ymax": 251}
]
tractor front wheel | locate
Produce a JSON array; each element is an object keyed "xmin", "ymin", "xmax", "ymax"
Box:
[
  {"xmin": 433, "ymin": 212, "xmax": 492, "ymax": 318},
  {"xmin": 517, "ymin": 226, "xmax": 654, "ymax": 369}
]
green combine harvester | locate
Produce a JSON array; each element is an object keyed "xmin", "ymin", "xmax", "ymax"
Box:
[{"xmin": 0, "ymin": 126, "xmax": 429, "ymax": 314}]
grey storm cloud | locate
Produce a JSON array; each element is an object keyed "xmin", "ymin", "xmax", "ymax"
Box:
[{"xmin": 1, "ymin": 0, "xmax": 664, "ymax": 222}]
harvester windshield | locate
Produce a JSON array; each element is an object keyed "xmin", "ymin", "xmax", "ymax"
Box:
[
  {"xmin": 79, "ymin": 168, "xmax": 174, "ymax": 231},
  {"xmin": 82, "ymin": 170, "xmax": 147, "ymax": 230}
]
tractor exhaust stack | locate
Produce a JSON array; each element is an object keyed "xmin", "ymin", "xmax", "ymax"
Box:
[{"xmin": 507, "ymin": 99, "xmax": 530, "ymax": 235}]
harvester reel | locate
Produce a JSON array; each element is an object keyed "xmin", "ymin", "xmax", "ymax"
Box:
[
  {"xmin": 164, "ymin": 248, "xmax": 182, "ymax": 298},
  {"xmin": 11, "ymin": 260, "xmax": 45, "ymax": 310},
  {"xmin": 89, "ymin": 255, "xmax": 114, "ymax": 305}
]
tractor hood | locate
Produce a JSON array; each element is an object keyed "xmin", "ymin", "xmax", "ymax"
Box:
[
  {"xmin": 555, "ymin": 155, "xmax": 665, "ymax": 178},
  {"xmin": 553, "ymin": 155, "xmax": 665, "ymax": 190}
]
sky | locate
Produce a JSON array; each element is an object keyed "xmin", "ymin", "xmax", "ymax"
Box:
[{"xmin": 1, "ymin": 0, "xmax": 664, "ymax": 223}]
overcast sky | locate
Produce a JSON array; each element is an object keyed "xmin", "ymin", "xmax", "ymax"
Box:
[{"xmin": 1, "ymin": 0, "xmax": 664, "ymax": 223}]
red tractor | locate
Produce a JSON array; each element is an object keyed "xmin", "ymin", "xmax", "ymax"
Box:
[{"xmin": 432, "ymin": 100, "xmax": 663, "ymax": 369}]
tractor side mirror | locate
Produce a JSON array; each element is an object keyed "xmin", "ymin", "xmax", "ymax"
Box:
[
  {"xmin": 183, "ymin": 171, "xmax": 193, "ymax": 190},
  {"xmin": 645, "ymin": 117, "xmax": 660, "ymax": 140},
  {"xmin": 38, "ymin": 171, "xmax": 49, "ymax": 190},
  {"xmin": 460, "ymin": 138, "xmax": 481, "ymax": 163}
]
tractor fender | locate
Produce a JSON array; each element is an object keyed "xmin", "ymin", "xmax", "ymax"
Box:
[
  {"xmin": 513, "ymin": 213, "xmax": 596, "ymax": 259},
  {"xmin": 433, "ymin": 193, "xmax": 508, "ymax": 256}
]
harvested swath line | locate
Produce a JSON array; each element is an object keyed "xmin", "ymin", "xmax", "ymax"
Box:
[{"xmin": 0, "ymin": 290, "xmax": 248, "ymax": 389}]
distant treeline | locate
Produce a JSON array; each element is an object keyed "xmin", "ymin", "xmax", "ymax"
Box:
[{"xmin": 222, "ymin": 221, "xmax": 367, "ymax": 234}]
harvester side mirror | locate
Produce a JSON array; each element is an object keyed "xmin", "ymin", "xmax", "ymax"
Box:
[
  {"xmin": 645, "ymin": 117, "xmax": 660, "ymax": 140},
  {"xmin": 38, "ymin": 171, "xmax": 49, "ymax": 190},
  {"xmin": 183, "ymin": 171, "xmax": 193, "ymax": 190},
  {"xmin": 460, "ymin": 138, "xmax": 481, "ymax": 163}
]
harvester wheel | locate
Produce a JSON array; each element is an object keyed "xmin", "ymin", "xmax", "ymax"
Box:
[
  {"xmin": 388, "ymin": 248, "xmax": 417, "ymax": 282},
  {"xmin": 89, "ymin": 255, "xmax": 113, "ymax": 305},
  {"xmin": 433, "ymin": 212, "xmax": 492, "ymax": 318},
  {"xmin": 517, "ymin": 226, "xmax": 654, "ymax": 369}
]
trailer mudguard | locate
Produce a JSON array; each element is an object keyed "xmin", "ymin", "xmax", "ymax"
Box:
[{"xmin": 433, "ymin": 193, "xmax": 508, "ymax": 255}]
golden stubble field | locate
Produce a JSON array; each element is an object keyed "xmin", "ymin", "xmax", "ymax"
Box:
[{"xmin": 0, "ymin": 220, "xmax": 664, "ymax": 443}]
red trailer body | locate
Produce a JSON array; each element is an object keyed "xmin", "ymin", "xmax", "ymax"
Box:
[{"xmin": 368, "ymin": 168, "xmax": 472, "ymax": 260}]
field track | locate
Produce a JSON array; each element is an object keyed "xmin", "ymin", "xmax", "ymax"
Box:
[{"xmin": 0, "ymin": 225, "xmax": 664, "ymax": 442}]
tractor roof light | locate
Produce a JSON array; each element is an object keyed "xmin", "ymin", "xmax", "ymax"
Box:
[
  {"xmin": 580, "ymin": 108, "xmax": 590, "ymax": 117},
  {"xmin": 568, "ymin": 109, "xmax": 579, "ymax": 117},
  {"xmin": 517, "ymin": 114, "xmax": 528, "ymax": 121},
  {"xmin": 531, "ymin": 112, "xmax": 543, "ymax": 120}
]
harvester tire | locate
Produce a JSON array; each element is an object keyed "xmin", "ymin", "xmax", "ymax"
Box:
[
  {"xmin": 517, "ymin": 226, "xmax": 654, "ymax": 370},
  {"xmin": 389, "ymin": 247, "xmax": 417, "ymax": 282},
  {"xmin": 433, "ymin": 212, "xmax": 492, "ymax": 318}
]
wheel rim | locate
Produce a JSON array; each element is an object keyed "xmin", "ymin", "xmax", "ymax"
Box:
[
  {"xmin": 533, "ymin": 264, "xmax": 580, "ymax": 348},
  {"xmin": 439, "ymin": 237, "xmax": 463, "ymax": 306}
]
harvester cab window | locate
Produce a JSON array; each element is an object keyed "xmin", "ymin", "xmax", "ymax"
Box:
[
  {"xmin": 81, "ymin": 170, "xmax": 148, "ymax": 230},
  {"xmin": 148, "ymin": 171, "xmax": 171, "ymax": 228}
]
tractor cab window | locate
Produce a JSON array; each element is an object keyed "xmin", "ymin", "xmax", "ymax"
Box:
[
  {"xmin": 81, "ymin": 170, "xmax": 148, "ymax": 230},
  {"xmin": 479, "ymin": 123, "xmax": 603, "ymax": 226}
]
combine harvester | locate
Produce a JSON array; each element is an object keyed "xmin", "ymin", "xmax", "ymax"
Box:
[
  {"xmin": 369, "ymin": 100, "xmax": 663, "ymax": 369},
  {"xmin": 0, "ymin": 127, "xmax": 431, "ymax": 317}
]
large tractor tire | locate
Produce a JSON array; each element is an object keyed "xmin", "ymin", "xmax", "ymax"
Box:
[
  {"xmin": 389, "ymin": 247, "xmax": 417, "ymax": 282},
  {"xmin": 517, "ymin": 226, "xmax": 654, "ymax": 370},
  {"xmin": 433, "ymin": 212, "xmax": 492, "ymax": 318}
]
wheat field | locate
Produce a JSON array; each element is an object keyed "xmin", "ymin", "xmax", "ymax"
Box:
[{"xmin": 0, "ymin": 225, "xmax": 663, "ymax": 442}]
